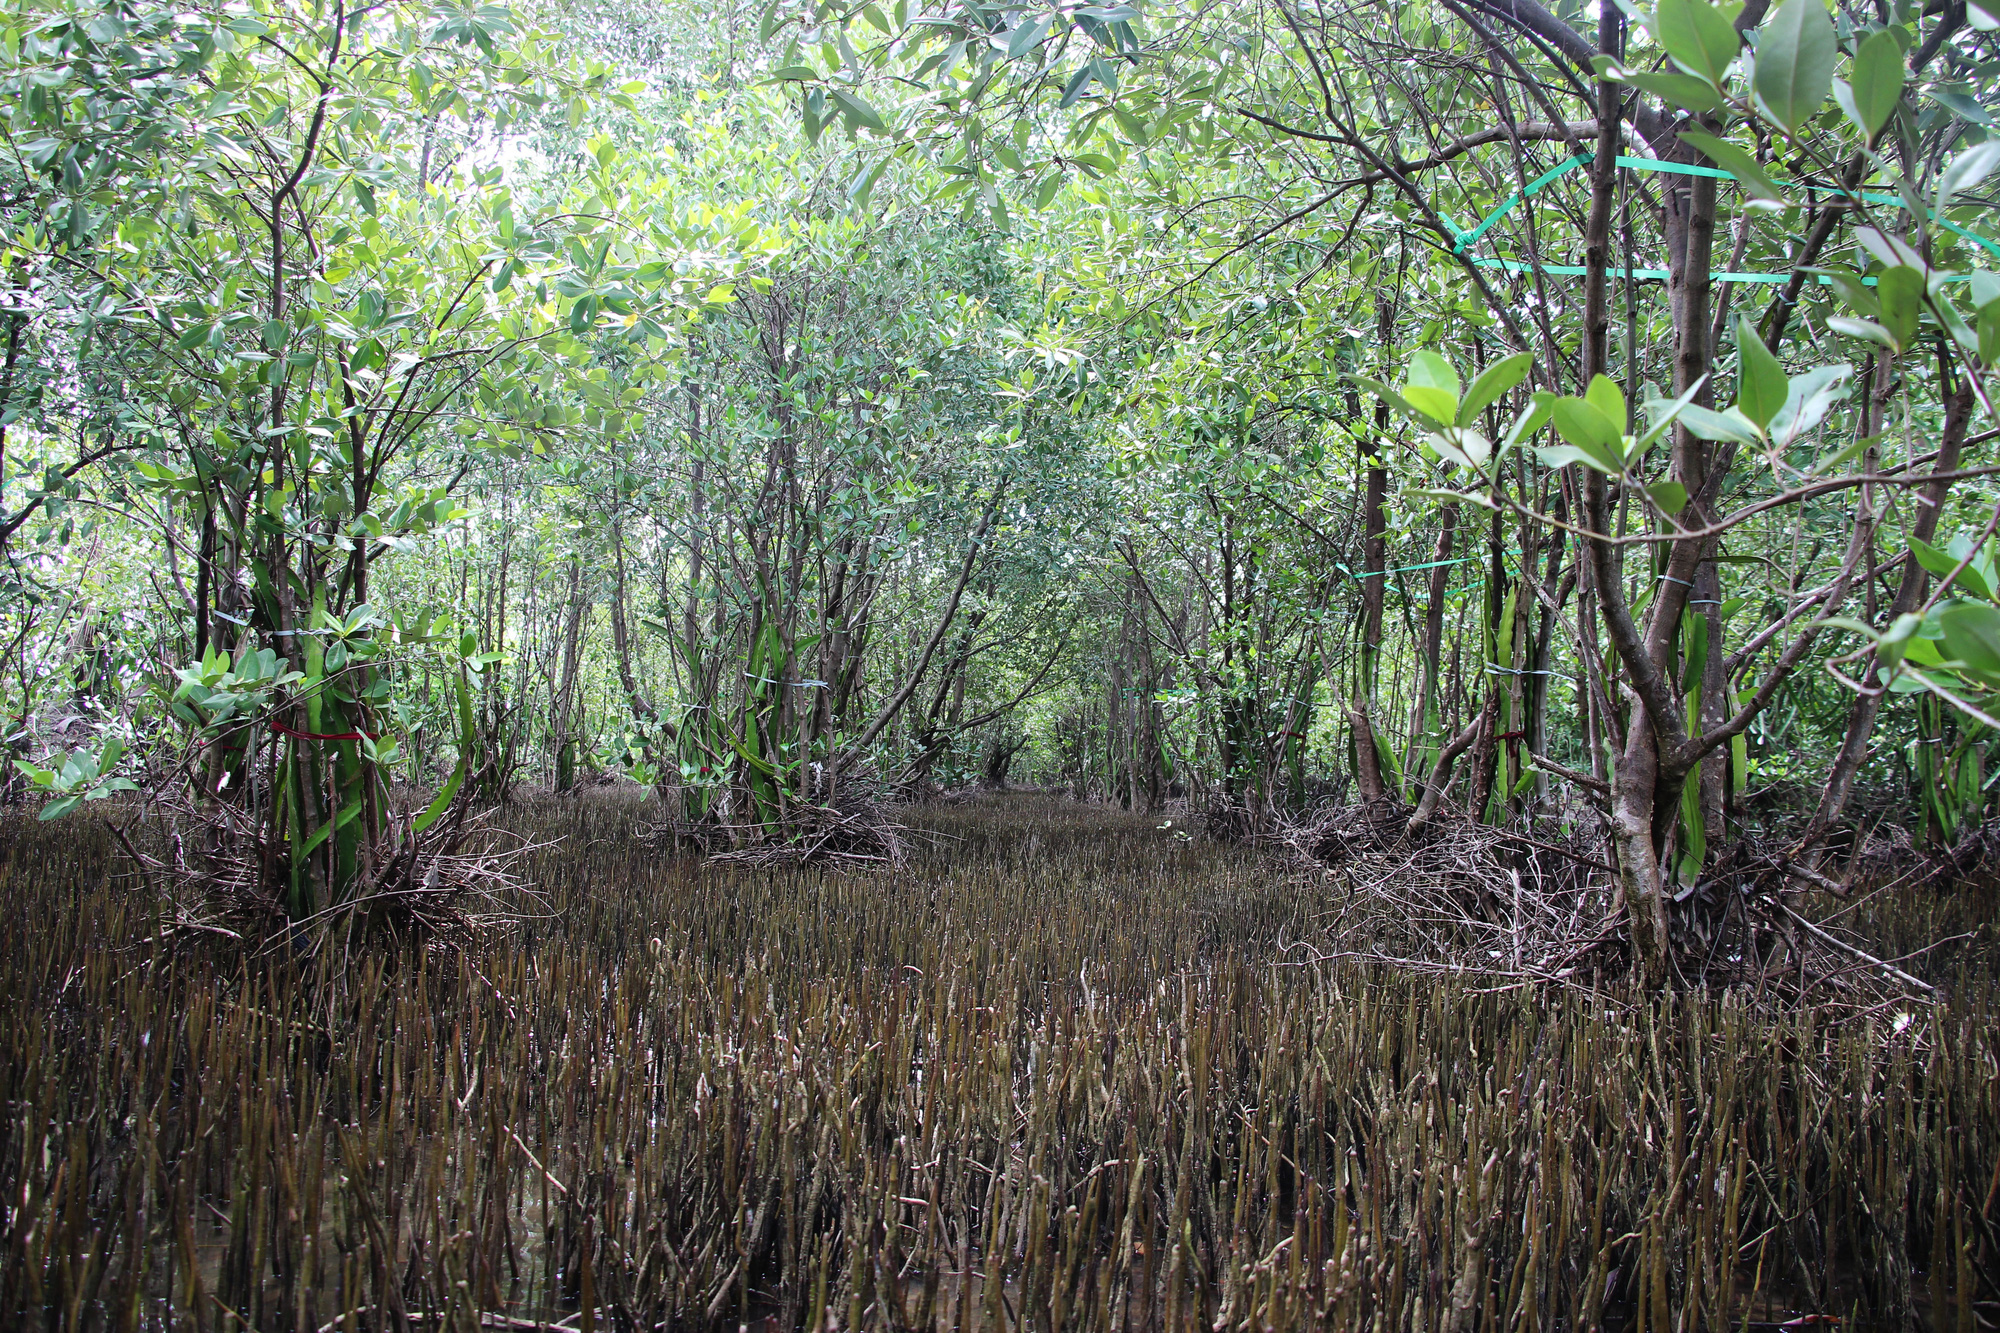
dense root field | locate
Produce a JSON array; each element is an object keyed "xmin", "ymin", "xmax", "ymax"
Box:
[{"xmin": 1, "ymin": 795, "xmax": 1995, "ymax": 1332}]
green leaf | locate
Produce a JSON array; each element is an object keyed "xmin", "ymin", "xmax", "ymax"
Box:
[
  {"xmin": 1903, "ymin": 635, "xmax": 1946, "ymax": 669},
  {"xmin": 1677, "ymin": 785, "xmax": 1706, "ymax": 885},
  {"xmin": 1911, "ymin": 536, "xmax": 1983, "ymax": 593},
  {"xmin": 1456, "ymin": 351, "xmax": 1533, "ymax": 427},
  {"xmin": 1826, "ymin": 314, "xmax": 1899, "ymax": 351},
  {"xmin": 1810, "ymin": 430, "xmax": 1876, "ymax": 476},
  {"xmin": 1876, "ymin": 264, "xmax": 1924, "ymax": 351},
  {"xmin": 1817, "ymin": 615, "xmax": 1882, "ymax": 639},
  {"xmin": 414, "ymin": 759, "xmax": 464, "ymax": 835},
  {"xmin": 1648, "ymin": 480, "xmax": 1690, "ymax": 514},
  {"xmin": 1058, "ymin": 63, "xmax": 1095, "ymax": 109},
  {"xmin": 1753, "ymin": 0, "xmax": 1836, "ymax": 133},
  {"xmin": 1735, "ymin": 316, "xmax": 1787, "ymax": 428},
  {"xmin": 1583, "ymin": 373, "xmax": 1626, "ymax": 430},
  {"xmin": 1350, "ymin": 375, "xmax": 1427, "ymax": 424},
  {"xmin": 1548, "ymin": 397, "xmax": 1628, "ymax": 472},
  {"xmin": 1769, "ymin": 364, "xmax": 1852, "ymax": 447},
  {"xmin": 1941, "ymin": 601, "xmax": 2000, "ymax": 673},
  {"xmin": 1424, "ymin": 429, "xmax": 1492, "ymax": 470},
  {"xmin": 1614, "ymin": 68, "xmax": 1726, "ymax": 113},
  {"xmin": 1951, "ymin": 534, "xmax": 1996, "ymax": 600},
  {"xmin": 1635, "ymin": 375, "xmax": 1711, "ymax": 451},
  {"xmin": 1551, "ymin": 396, "xmax": 1622, "ymax": 451},
  {"xmin": 1936, "ymin": 289, "xmax": 1982, "ymax": 361},
  {"xmin": 1814, "ymin": 267, "xmax": 1881, "ymax": 319},
  {"xmin": 1006, "ymin": 14, "xmax": 1053, "ymax": 59},
  {"xmin": 848, "ymin": 156, "xmax": 890, "ymax": 210},
  {"xmin": 1912, "ymin": 536, "xmax": 1992, "ymax": 600},
  {"xmin": 1936, "ymin": 140, "xmax": 2000, "ymax": 210},
  {"xmin": 1677, "ymin": 131, "xmax": 1786, "ymax": 203},
  {"xmin": 802, "ymin": 87, "xmax": 827, "ymax": 144},
  {"xmin": 1847, "ymin": 28, "xmax": 1905, "ymax": 137},
  {"xmin": 728, "ymin": 728, "xmax": 778, "ymax": 779},
  {"xmin": 1400, "ymin": 385, "xmax": 1455, "ymax": 425},
  {"xmin": 1855, "ymin": 225, "xmax": 1926, "ymax": 271},
  {"xmin": 829, "ymin": 88, "xmax": 887, "ymax": 132},
  {"xmin": 1830, "ymin": 77, "xmax": 1868, "ymax": 138},
  {"xmin": 1532, "ymin": 443, "xmax": 1621, "ymax": 474},
  {"xmin": 1652, "ymin": 0, "xmax": 1743, "ymax": 86},
  {"xmin": 1978, "ymin": 300, "xmax": 2000, "ymax": 367},
  {"xmin": 298, "ymin": 797, "xmax": 361, "ymax": 857},
  {"xmin": 38, "ymin": 795, "xmax": 80, "ymax": 821},
  {"xmin": 1681, "ymin": 608, "xmax": 1710, "ymax": 697},
  {"xmin": 1500, "ymin": 393, "xmax": 1556, "ymax": 450},
  {"xmin": 1406, "ymin": 351, "xmax": 1460, "ymax": 400},
  {"xmin": 1930, "ymin": 87, "xmax": 1994, "ymax": 128},
  {"xmin": 1111, "ymin": 103, "xmax": 1148, "ymax": 143},
  {"xmin": 1678, "ymin": 403, "xmax": 1765, "ymax": 444}
]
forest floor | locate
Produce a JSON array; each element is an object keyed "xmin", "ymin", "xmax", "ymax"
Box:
[{"xmin": 0, "ymin": 793, "xmax": 1994, "ymax": 1331}]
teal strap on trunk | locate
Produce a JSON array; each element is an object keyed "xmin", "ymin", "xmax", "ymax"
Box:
[
  {"xmin": 1336, "ymin": 556, "xmax": 1476, "ymax": 581},
  {"xmin": 1452, "ymin": 153, "xmax": 1591, "ymax": 254},
  {"xmin": 1849, "ymin": 189, "xmax": 2000, "ymax": 262},
  {"xmin": 1615, "ymin": 155, "xmax": 1734, "ymax": 180},
  {"xmin": 1449, "ymin": 149, "xmax": 2000, "ymax": 278},
  {"xmin": 1465, "ymin": 256, "xmax": 1976, "ymax": 284}
]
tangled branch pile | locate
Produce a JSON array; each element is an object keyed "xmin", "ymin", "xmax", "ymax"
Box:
[
  {"xmin": 652, "ymin": 775, "xmax": 912, "ymax": 870},
  {"xmin": 112, "ymin": 790, "xmax": 535, "ymax": 957},
  {"xmin": 1273, "ymin": 803, "xmax": 1956, "ymax": 1011},
  {"xmin": 702, "ymin": 801, "xmax": 912, "ymax": 870},
  {"xmin": 1272, "ymin": 804, "xmax": 1622, "ymax": 982}
]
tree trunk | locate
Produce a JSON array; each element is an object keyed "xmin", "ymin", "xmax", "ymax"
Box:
[
  {"xmin": 1581, "ymin": 5, "xmax": 1672, "ymax": 987},
  {"xmin": 551, "ymin": 557, "xmax": 590, "ymax": 794},
  {"xmin": 1352, "ymin": 309, "xmax": 1393, "ymax": 808},
  {"xmin": 1132, "ymin": 575, "xmax": 1164, "ymax": 812},
  {"xmin": 1404, "ymin": 504, "xmax": 1458, "ymax": 796},
  {"xmin": 1815, "ymin": 362, "xmax": 1974, "ymax": 834}
]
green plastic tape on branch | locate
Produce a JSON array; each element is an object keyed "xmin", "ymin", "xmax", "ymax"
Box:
[
  {"xmin": 1448, "ymin": 150, "xmax": 2000, "ymax": 280},
  {"xmin": 1337, "ymin": 556, "xmax": 1475, "ymax": 580},
  {"xmin": 1461, "ymin": 256, "xmax": 1972, "ymax": 284},
  {"xmin": 1848, "ymin": 189, "xmax": 2000, "ymax": 262},
  {"xmin": 1452, "ymin": 152, "xmax": 1593, "ymax": 254}
]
